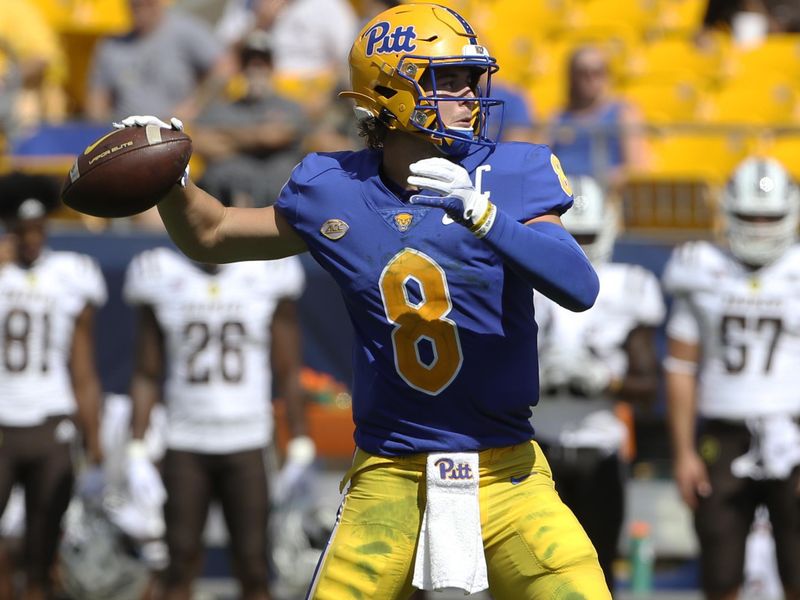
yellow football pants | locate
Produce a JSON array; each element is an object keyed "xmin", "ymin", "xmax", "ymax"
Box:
[{"xmin": 307, "ymin": 440, "xmax": 611, "ymax": 599}]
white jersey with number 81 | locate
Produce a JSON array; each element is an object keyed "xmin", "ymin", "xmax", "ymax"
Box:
[{"xmin": 0, "ymin": 250, "xmax": 107, "ymax": 426}]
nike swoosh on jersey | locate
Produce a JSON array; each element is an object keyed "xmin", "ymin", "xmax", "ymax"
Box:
[
  {"xmin": 442, "ymin": 214, "xmax": 454, "ymax": 225},
  {"xmin": 510, "ymin": 474, "xmax": 531, "ymax": 485}
]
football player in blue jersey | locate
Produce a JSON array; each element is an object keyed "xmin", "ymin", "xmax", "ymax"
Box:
[{"xmin": 113, "ymin": 3, "xmax": 608, "ymax": 598}]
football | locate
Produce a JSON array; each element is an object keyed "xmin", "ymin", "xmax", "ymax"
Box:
[{"xmin": 61, "ymin": 125, "xmax": 192, "ymax": 218}]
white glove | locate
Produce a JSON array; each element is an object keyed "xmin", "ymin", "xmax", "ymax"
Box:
[
  {"xmin": 112, "ymin": 115, "xmax": 184, "ymax": 131},
  {"xmin": 407, "ymin": 158, "xmax": 495, "ymax": 236},
  {"xmin": 568, "ymin": 356, "xmax": 613, "ymax": 397},
  {"xmin": 112, "ymin": 115, "xmax": 189, "ymax": 186},
  {"xmin": 125, "ymin": 440, "xmax": 166, "ymax": 508},
  {"xmin": 273, "ymin": 435, "xmax": 316, "ymax": 506}
]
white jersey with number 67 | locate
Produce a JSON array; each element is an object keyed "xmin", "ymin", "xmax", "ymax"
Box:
[{"xmin": 663, "ymin": 241, "xmax": 800, "ymax": 419}]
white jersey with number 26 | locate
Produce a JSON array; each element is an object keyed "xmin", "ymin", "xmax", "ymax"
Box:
[{"xmin": 123, "ymin": 247, "xmax": 305, "ymax": 453}]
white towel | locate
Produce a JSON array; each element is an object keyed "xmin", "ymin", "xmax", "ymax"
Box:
[
  {"xmin": 558, "ymin": 409, "xmax": 627, "ymax": 454},
  {"xmin": 412, "ymin": 452, "xmax": 488, "ymax": 594},
  {"xmin": 731, "ymin": 415, "xmax": 800, "ymax": 480}
]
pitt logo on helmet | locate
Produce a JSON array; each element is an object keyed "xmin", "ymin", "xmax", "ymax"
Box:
[{"xmin": 364, "ymin": 21, "xmax": 417, "ymax": 56}]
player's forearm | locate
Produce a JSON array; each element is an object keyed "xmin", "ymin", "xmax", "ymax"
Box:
[
  {"xmin": 481, "ymin": 212, "xmax": 599, "ymax": 311},
  {"xmin": 130, "ymin": 374, "xmax": 159, "ymax": 440},
  {"xmin": 666, "ymin": 371, "xmax": 699, "ymax": 459},
  {"xmin": 159, "ymin": 181, "xmax": 307, "ymax": 262},
  {"xmin": 158, "ymin": 181, "xmax": 227, "ymax": 261},
  {"xmin": 74, "ymin": 377, "xmax": 103, "ymax": 464}
]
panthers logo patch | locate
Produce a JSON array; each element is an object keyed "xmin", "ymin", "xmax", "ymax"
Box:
[{"xmin": 394, "ymin": 212, "xmax": 413, "ymax": 232}]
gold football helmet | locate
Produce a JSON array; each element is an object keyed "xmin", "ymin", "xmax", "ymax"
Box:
[{"xmin": 341, "ymin": 3, "xmax": 502, "ymax": 155}]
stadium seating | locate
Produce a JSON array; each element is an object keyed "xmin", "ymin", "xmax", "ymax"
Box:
[
  {"xmin": 653, "ymin": 0, "xmax": 708, "ymax": 38},
  {"xmin": 620, "ymin": 79, "xmax": 701, "ymax": 124},
  {"xmin": 642, "ymin": 129, "xmax": 753, "ymax": 183},
  {"xmin": 722, "ymin": 34, "xmax": 800, "ymax": 87},
  {"xmin": 622, "ymin": 37, "xmax": 724, "ymax": 85},
  {"xmin": 701, "ymin": 82, "xmax": 798, "ymax": 127},
  {"xmin": 760, "ymin": 135, "xmax": 800, "ymax": 181}
]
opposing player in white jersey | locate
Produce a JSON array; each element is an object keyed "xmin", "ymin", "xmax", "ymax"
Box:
[
  {"xmin": 0, "ymin": 174, "xmax": 107, "ymax": 599},
  {"xmin": 663, "ymin": 157, "xmax": 800, "ymax": 600},
  {"xmin": 534, "ymin": 176, "xmax": 665, "ymax": 592},
  {"xmin": 123, "ymin": 246, "xmax": 311, "ymax": 600}
]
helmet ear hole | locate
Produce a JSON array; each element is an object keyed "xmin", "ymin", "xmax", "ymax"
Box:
[{"xmin": 374, "ymin": 85, "xmax": 397, "ymax": 99}]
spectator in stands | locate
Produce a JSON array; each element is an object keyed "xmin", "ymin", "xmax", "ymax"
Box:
[
  {"xmin": 549, "ymin": 46, "xmax": 648, "ymax": 192},
  {"xmin": 535, "ymin": 175, "xmax": 664, "ymax": 592},
  {"xmin": 215, "ymin": 0, "xmax": 358, "ymax": 116},
  {"xmin": 0, "ymin": 173, "xmax": 106, "ymax": 600},
  {"xmin": 702, "ymin": 0, "xmax": 800, "ymax": 42},
  {"xmin": 192, "ymin": 30, "xmax": 307, "ymax": 208},
  {"xmin": 358, "ymin": 0, "xmax": 401, "ymax": 24},
  {"xmin": 85, "ymin": 0, "xmax": 235, "ymax": 123},
  {"xmin": 488, "ymin": 80, "xmax": 538, "ymax": 143},
  {"xmin": 123, "ymin": 246, "xmax": 312, "ymax": 600},
  {"xmin": 0, "ymin": 0, "xmax": 67, "ymax": 132}
]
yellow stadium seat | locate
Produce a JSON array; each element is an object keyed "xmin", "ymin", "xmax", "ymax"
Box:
[
  {"xmin": 655, "ymin": 0, "xmax": 707, "ymax": 37},
  {"xmin": 701, "ymin": 83, "xmax": 798, "ymax": 126},
  {"xmin": 562, "ymin": 0, "xmax": 659, "ymax": 39},
  {"xmin": 525, "ymin": 77, "xmax": 565, "ymax": 122},
  {"xmin": 623, "ymin": 37, "xmax": 723, "ymax": 86},
  {"xmin": 29, "ymin": 0, "xmax": 130, "ymax": 34},
  {"xmin": 465, "ymin": 0, "xmax": 567, "ymax": 87},
  {"xmin": 619, "ymin": 80, "xmax": 701, "ymax": 124},
  {"xmin": 643, "ymin": 130, "xmax": 753, "ymax": 183},
  {"xmin": 723, "ymin": 34, "xmax": 800, "ymax": 86},
  {"xmin": 760, "ymin": 136, "xmax": 800, "ymax": 181}
]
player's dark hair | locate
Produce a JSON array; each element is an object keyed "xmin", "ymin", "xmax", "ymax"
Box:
[
  {"xmin": 0, "ymin": 172, "xmax": 59, "ymax": 220},
  {"xmin": 357, "ymin": 116, "xmax": 388, "ymax": 150}
]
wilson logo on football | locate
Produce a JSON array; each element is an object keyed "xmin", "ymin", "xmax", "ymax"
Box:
[
  {"xmin": 320, "ymin": 219, "xmax": 349, "ymax": 240},
  {"xmin": 364, "ymin": 21, "xmax": 417, "ymax": 56}
]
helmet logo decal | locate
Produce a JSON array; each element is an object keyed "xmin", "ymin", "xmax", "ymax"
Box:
[{"xmin": 364, "ymin": 21, "xmax": 417, "ymax": 56}]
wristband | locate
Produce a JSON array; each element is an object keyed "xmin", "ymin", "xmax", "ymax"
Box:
[
  {"xmin": 286, "ymin": 435, "xmax": 316, "ymax": 465},
  {"xmin": 127, "ymin": 439, "xmax": 149, "ymax": 460},
  {"xmin": 469, "ymin": 202, "xmax": 497, "ymax": 239},
  {"xmin": 663, "ymin": 356, "xmax": 698, "ymax": 375}
]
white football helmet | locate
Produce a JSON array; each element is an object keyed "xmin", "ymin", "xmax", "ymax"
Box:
[
  {"xmin": 270, "ymin": 491, "xmax": 334, "ymax": 596},
  {"xmin": 722, "ymin": 157, "xmax": 800, "ymax": 266},
  {"xmin": 58, "ymin": 500, "xmax": 150, "ymax": 600},
  {"xmin": 561, "ymin": 175, "xmax": 618, "ymax": 264}
]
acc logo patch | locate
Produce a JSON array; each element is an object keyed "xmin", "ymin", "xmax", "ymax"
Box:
[
  {"xmin": 394, "ymin": 212, "xmax": 413, "ymax": 232},
  {"xmin": 320, "ymin": 219, "xmax": 349, "ymax": 240},
  {"xmin": 550, "ymin": 154, "xmax": 572, "ymax": 196}
]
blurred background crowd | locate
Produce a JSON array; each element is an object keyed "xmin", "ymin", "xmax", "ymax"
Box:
[{"xmin": 0, "ymin": 0, "xmax": 799, "ymax": 598}]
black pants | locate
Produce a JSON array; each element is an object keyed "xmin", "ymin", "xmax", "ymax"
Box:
[
  {"xmin": 541, "ymin": 444, "xmax": 625, "ymax": 592},
  {"xmin": 162, "ymin": 447, "xmax": 271, "ymax": 595},
  {"xmin": 0, "ymin": 416, "xmax": 75, "ymax": 587},
  {"xmin": 695, "ymin": 419, "xmax": 800, "ymax": 596}
]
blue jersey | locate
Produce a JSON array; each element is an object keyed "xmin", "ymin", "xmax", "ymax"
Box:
[{"xmin": 275, "ymin": 142, "xmax": 573, "ymax": 455}]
